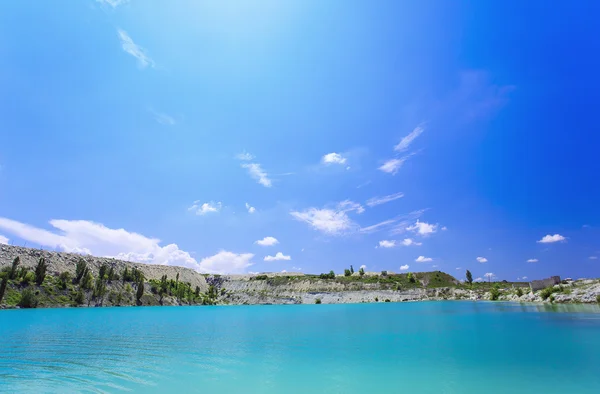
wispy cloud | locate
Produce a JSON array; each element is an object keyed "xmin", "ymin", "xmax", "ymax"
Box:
[
  {"xmin": 264, "ymin": 252, "xmax": 291, "ymax": 261},
  {"xmin": 255, "ymin": 237, "xmax": 278, "ymax": 247},
  {"xmin": 337, "ymin": 200, "xmax": 365, "ymax": 214},
  {"xmin": 363, "ymin": 209, "xmax": 427, "ymax": 235},
  {"xmin": 537, "ymin": 234, "xmax": 566, "ymax": 244},
  {"xmin": 366, "ymin": 192, "xmax": 404, "ymax": 207},
  {"xmin": 188, "ymin": 201, "xmax": 222, "ymax": 215},
  {"xmin": 245, "ymin": 203, "xmax": 256, "ymax": 214},
  {"xmin": 415, "ymin": 256, "xmax": 433, "ymax": 263},
  {"xmin": 400, "ymin": 264, "xmax": 409, "ymax": 271},
  {"xmin": 476, "ymin": 257, "xmax": 488, "ymax": 263},
  {"xmin": 394, "ymin": 124, "xmax": 426, "ymax": 152},
  {"xmin": 151, "ymin": 110, "xmax": 176, "ymax": 126},
  {"xmin": 321, "ymin": 152, "xmax": 347, "ymax": 165},
  {"xmin": 0, "ymin": 235, "xmax": 8, "ymax": 245},
  {"xmin": 236, "ymin": 152, "xmax": 254, "ymax": 161},
  {"xmin": 241, "ymin": 163, "xmax": 272, "ymax": 188},
  {"xmin": 589, "ymin": 256, "xmax": 598, "ymax": 260},
  {"xmin": 96, "ymin": 0, "xmax": 128, "ymax": 8},
  {"xmin": 484, "ymin": 272, "xmax": 495, "ymax": 280},
  {"xmin": 378, "ymin": 152, "xmax": 418, "ymax": 175},
  {"xmin": 527, "ymin": 258, "xmax": 539, "ymax": 263},
  {"xmin": 117, "ymin": 29, "xmax": 154, "ymax": 68}
]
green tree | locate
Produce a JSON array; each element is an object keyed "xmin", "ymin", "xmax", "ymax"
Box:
[
  {"xmin": 9, "ymin": 256, "xmax": 20, "ymax": 280},
  {"xmin": 407, "ymin": 272, "xmax": 416, "ymax": 283},
  {"xmin": 359, "ymin": 267, "xmax": 365, "ymax": 277},
  {"xmin": 73, "ymin": 288, "xmax": 85, "ymax": 305},
  {"xmin": 466, "ymin": 270, "xmax": 473, "ymax": 285},
  {"xmin": 344, "ymin": 269, "xmax": 351, "ymax": 277},
  {"xmin": 93, "ymin": 276, "xmax": 107, "ymax": 305},
  {"xmin": 381, "ymin": 270, "xmax": 388, "ymax": 276},
  {"xmin": 99, "ymin": 264, "xmax": 109, "ymax": 281},
  {"xmin": 122, "ymin": 267, "xmax": 129, "ymax": 283},
  {"xmin": 328, "ymin": 270, "xmax": 335, "ymax": 279},
  {"xmin": 315, "ymin": 298, "xmax": 322, "ymax": 304},
  {"xmin": 74, "ymin": 259, "xmax": 87, "ymax": 284},
  {"xmin": 107, "ymin": 266, "xmax": 115, "ymax": 282},
  {"xmin": 21, "ymin": 271, "xmax": 35, "ymax": 286},
  {"xmin": 34, "ymin": 257, "xmax": 48, "ymax": 286},
  {"xmin": 350, "ymin": 265, "xmax": 354, "ymax": 274},
  {"xmin": 194, "ymin": 286, "xmax": 200, "ymax": 298},
  {"xmin": 81, "ymin": 269, "xmax": 93, "ymax": 290},
  {"xmin": 516, "ymin": 287, "xmax": 523, "ymax": 297},
  {"xmin": 0, "ymin": 276, "xmax": 8, "ymax": 304},
  {"xmin": 136, "ymin": 280, "xmax": 145, "ymax": 305}
]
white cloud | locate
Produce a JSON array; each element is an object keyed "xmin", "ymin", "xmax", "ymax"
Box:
[
  {"xmin": 400, "ymin": 264, "xmax": 409, "ymax": 271},
  {"xmin": 0, "ymin": 235, "xmax": 8, "ymax": 245},
  {"xmin": 455, "ymin": 267, "xmax": 462, "ymax": 270},
  {"xmin": 245, "ymin": 203, "xmax": 256, "ymax": 214},
  {"xmin": 432, "ymin": 265, "xmax": 439, "ymax": 268},
  {"xmin": 360, "ymin": 265, "xmax": 367, "ymax": 270},
  {"xmin": 366, "ymin": 192, "xmax": 404, "ymax": 207},
  {"xmin": 406, "ymin": 220, "xmax": 438, "ymax": 236},
  {"xmin": 188, "ymin": 201, "xmax": 222, "ymax": 215},
  {"xmin": 415, "ymin": 256, "xmax": 432, "ymax": 263},
  {"xmin": 0, "ymin": 217, "xmax": 204, "ymax": 270},
  {"xmin": 96, "ymin": 0, "xmax": 128, "ymax": 7},
  {"xmin": 199, "ymin": 251, "xmax": 254, "ymax": 274},
  {"xmin": 292, "ymin": 266, "xmax": 302, "ymax": 271},
  {"xmin": 255, "ymin": 237, "xmax": 279, "ymax": 247},
  {"xmin": 522, "ymin": 276, "xmax": 528, "ymax": 280},
  {"xmin": 321, "ymin": 152, "xmax": 347, "ymax": 165},
  {"xmin": 401, "ymin": 238, "xmax": 422, "ymax": 246},
  {"xmin": 117, "ymin": 29, "xmax": 154, "ymax": 68},
  {"xmin": 264, "ymin": 252, "xmax": 291, "ymax": 261},
  {"xmin": 537, "ymin": 234, "xmax": 566, "ymax": 244},
  {"xmin": 236, "ymin": 152, "xmax": 254, "ymax": 161},
  {"xmin": 291, "ymin": 201, "xmax": 363, "ymax": 236},
  {"xmin": 241, "ymin": 163, "xmax": 272, "ymax": 188},
  {"xmin": 484, "ymin": 272, "xmax": 495, "ymax": 280},
  {"xmin": 394, "ymin": 124, "xmax": 425, "ymax": 152},
  {"xmin": 441, "ymin": 226, "xmax": 448, "ymax": 231},
  {"xmin": 589, "ymin": 256, "xmax": 598, "ymax": 260},
  {"xmin": 152, "ymin": 111, "xmax": 176, "ymax": 126},
  {"xmin": 527, "ymin": 258, "xmax": 539, "ymax": 263},
  {"xmin": 474, "ymin": 277, "xmax": 483, "ymax": 282},
  {"xmin": 476, "ymin": 257, "xmax": 488, "ymax": 263},
  {"xmin": 378, "ymin": 240, "xmax": 396, "ymax": 248}
]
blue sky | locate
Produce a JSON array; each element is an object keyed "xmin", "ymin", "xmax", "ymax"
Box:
[{"xmin": 1, "ymin": 0, "xmax": 599, "ymax": 280}]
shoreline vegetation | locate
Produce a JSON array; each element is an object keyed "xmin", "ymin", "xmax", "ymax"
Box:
[{"xmin": 1, "ymin": 245, "xmax": 599, "ymax": 309}]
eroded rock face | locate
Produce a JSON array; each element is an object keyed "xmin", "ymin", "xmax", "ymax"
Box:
[{"xmin": 0, "ymin": 245, "xmax": 208, "ymax": 292}]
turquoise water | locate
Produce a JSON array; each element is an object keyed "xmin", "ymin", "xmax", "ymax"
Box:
[{"xmin": 1, "ymin": 302, "xmax": 600, "ymax": 393}]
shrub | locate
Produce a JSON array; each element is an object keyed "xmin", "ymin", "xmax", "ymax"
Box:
[
  {"xmin": 81, "ymin": 270, "xmax": 93, "ymax": 290},
  {"xmin": 73, "ymin": 288, "xmax": 85, "ymax": 305},
  {"xmin": 18, "ymin": 288, "xmax": 38, "ymax": 308},
  {"xmin": 319, "ymin": 271, "xmax": 335, "ymax": 280},
  {"xmin": 540, "ymin": 287, "xmax": 557, "ymax": 300},
  {"xmin": 35, "ymin": 257, "xmax": 48, "ymax": 286},
  {"xmin": 596, "ymin": 294, "xmax": 600, "ymax": 304},
  {"xmin": 344, "ymin": 269, "xmax": 351, "ymax": 277},
  {"xmin": 254, "ymin": 275, "xmax": 269, "ymax": 280},
  {"xmin": 549, "ymin": 294, "xmax": 555, "ymax": 303},
  {"xmin": 375, "ymin": 297, "xmax": 379, "ymax": 302},
  {"xmin": 489, "ymin": 286, "xmax": 500, "ymax": 301},
  {"xmin": 381, "ymin": 271, "xmax": 388, "ymax": 277},
  {"xmin": 385, "ymin": 299, "xmax": 391, "ymax": 302},
  {"xmin": 359, "ymin": 267, "xmax": 365, "ymax": 277},
  {"xmin": 21, "ymin": 271, "xmax": 35, "ymax": 286},
  {"xmin": 516, "ymin": 287, "xmax": 523, "ymax": 297},
  {"xmin": 99, "ymin": 264, "xmax": 109, "ymax": 281},
  {"xmin": 58, "ymin": 271, "xmax": 71, "ymax": 290},
  {"xmin": 407, "ymin": 272, "xmax": 416, "ymax": 283},
  {"xmin": 315, "ymin": 298, "xmax": 321, "ymax": 304}
]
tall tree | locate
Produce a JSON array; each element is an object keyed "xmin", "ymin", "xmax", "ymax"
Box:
[
  {"xmin": 136, "ymin": 281, "xmax": 145, "ymax": 305},
  {"xmin": 34, "ymin": 257, "xmax": 48, "ymax": 286},
  {"xmin": 466, "ymin": 270, "xmax": 473, "ymax": 285},
  {"xmin": 9, "ymin": 257, "xmax": 20, "ymax": 280},
  {"xmin": 0, "ymin": 276, "xmax": 8, "ymax": 304}
]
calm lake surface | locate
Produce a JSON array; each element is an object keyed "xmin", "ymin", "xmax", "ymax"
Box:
[{"xmin": 1, "ymin": 302, "xmax": 599, "ymax": 393}]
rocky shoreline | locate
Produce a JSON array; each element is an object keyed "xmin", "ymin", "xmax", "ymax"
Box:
[{"xmin": 1, "ymin": 245, "xmax": 600, "ymax": 309}]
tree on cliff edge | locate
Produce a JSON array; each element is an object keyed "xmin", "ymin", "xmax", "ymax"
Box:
[{"xmin": 466, "ymin": 270, "xmax": 473, "ymax": 285}]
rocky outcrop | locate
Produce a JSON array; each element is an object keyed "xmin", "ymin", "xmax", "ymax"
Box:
[{"xmin": 0, "ymin": 245, "xmax": 207, "ymax": 292}]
